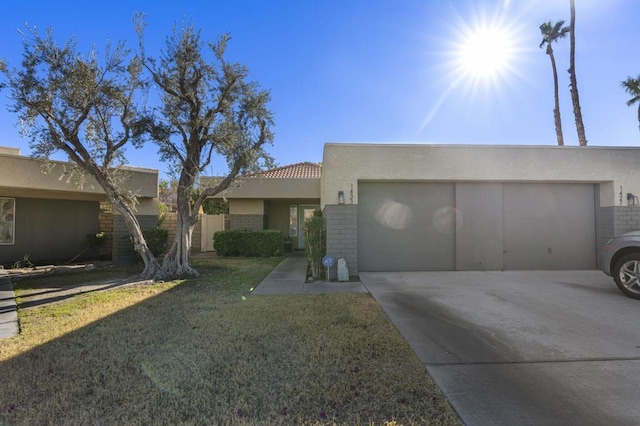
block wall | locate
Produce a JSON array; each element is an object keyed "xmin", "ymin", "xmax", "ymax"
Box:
[
  {"xmin": 230, "ymin": 214, "xmax": 267, "ymax": 231},
  {"xmin": 598, "ymin": 206, "xmax": 640, "ymax": 268},
  {"xmin": 158, "ymin": 213, "xmax": 204, "ymax": 255},
  {"xmin": 98, "ymin": 212, "xmax": 113, "ymax": 259},
  {"xmin": 324, "ymin": 204, "xmax": 358, "ymax": 278},
  {"xmin": 112, "ymin": 215, "xmax": 158, "ymax": 266}
]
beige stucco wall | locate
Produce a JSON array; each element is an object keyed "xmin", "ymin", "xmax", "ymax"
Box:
[
  {"xmin": 127, "ymin": 198, "xmax": 159, "ymax": 216},
  {"xmin": 215, "ymin": 177, "xmax": 320, "ymax": 199},
  {"xmin": 0, "ymin": 153, "xmax": 158, "ymax": 200},
  {"xmin": 321, "ymin": 144, "xmax": 640, "ymax": 208},
  {"xmin": 229, "ymin": 199, "xmax": 265, "ymax": 215},
  {"xmin": 0, "ymin": 146, "xmax": 20, "ymax": 155}
]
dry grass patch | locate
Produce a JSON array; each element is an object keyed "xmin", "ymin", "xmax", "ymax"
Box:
[{"xmin": 0, "ymin": 257, "xmax": 460, "ymax": 425}]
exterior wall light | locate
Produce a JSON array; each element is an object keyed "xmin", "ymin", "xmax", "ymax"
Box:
[{"xmin": 338, "ymin": 191, "xmax": 345, "ymax": 205}]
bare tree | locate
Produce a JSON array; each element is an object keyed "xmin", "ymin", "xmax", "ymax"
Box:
[
  {"xmin": 136, "ymin": 17, "xmax": 274, "ymax": 278},
  {"xmin": 568, "ymin": 0, "xmax": 588, "ymax": 146},
  {"xmin": 0, "ymin": 27, "xmax": 160, "ymax": 277}
]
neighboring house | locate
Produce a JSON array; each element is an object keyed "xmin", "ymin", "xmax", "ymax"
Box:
[
  {"xmin": 0, "ymin": 146, "xmax": 159, "ymax": 266},
  {"xmin": 211, "ymin": 162, "xmax": 321, "ymax": 250},
  {"xmin": 216, "ymin": 143, "xmax": 640, "ymax": 278}
]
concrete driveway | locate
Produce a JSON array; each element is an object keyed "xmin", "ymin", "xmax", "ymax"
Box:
[{"xmin": 360, "ymin": 270, "xmax": 640, "ymax": 426}]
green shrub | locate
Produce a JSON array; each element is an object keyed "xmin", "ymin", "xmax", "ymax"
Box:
[
  {"xmin": 214, "ymin": 230, "xmax": 282, "ymax": 257},
  {"xmin": 304, "ymin": 210, "xmax": 325, "ymax": 279},
  {"xmin": 143, "ymin": 227, "xmax": 169, "ymax": 257},
  {"xmin": 202, "ymin": 199, "xmax": 229, "ymax": 214}
]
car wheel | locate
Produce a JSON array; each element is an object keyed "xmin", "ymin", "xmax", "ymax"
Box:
[{"xmin": 613, "ymin": 253, "xmax": 640, "ymax": 300}]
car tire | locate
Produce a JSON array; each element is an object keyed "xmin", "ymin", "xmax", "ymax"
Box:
[{"xmin": 613, "ymin": 253, "xmax": 640, "ymax": 300}]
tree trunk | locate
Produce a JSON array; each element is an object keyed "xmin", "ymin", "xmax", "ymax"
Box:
[
  {"xmin": 114, "ymin": 199, "xmax": 161, "ymax": 278},
  {"xmin": 156, "ymin": 160, "xmax": 201, "ymax": 279},
  {"xmin": 87, "ymin": 166, "xmax": 160, "ymax": 279},
  {"xmin": 548, "ymin": 46, "xmax": 564, "ymax": 146},
  {"xmin": 569, "ymin": 0, "xmax": 588, "ymax": 146},
  {"xmin": 156, "ymin": 203, "xmax": 200, "ymax": 279}
]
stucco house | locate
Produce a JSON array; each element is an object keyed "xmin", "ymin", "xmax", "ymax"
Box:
[
  {"xmin": 6, "ymin": 142, "xmax": 640, "ymax": 275},
  {"xmin": 212, "ymin": 162, "xmax": 321, "ymax": 250},
  {"xmin": 0, "ymin": 146, "xmax": 159, "ymax": 266},
  {"xmin": 220, "ymin": 143, "xmax": 640, "ymax": 277}
]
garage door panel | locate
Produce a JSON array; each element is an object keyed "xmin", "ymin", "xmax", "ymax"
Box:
[
  {"xmin": 456, "ymin": 183, "xmax": 504, "ymax": 270},
  {"xmin": 358, "ymin": 182, "xmax": 454, "ymax": 271},
  {"xmin": 358, "ymin": 182, "xmax": 596, "ymax": 272},
  {"xmin": 503, "ymin": 184, "xmax": 596, "ymax": 270}
]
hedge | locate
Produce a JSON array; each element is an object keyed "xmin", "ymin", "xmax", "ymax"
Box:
[{"xmin": 214, "ymin": 230, "xmax": 282, "ymax": 257}]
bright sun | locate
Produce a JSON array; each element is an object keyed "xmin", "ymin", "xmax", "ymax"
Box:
[
  {"xmin": 420, "ymin": 6, "xmax": 525, "ymax": 131},
  {"xmin": 457, "ymin": 26, "xmax": 514, "ymax": 81}
]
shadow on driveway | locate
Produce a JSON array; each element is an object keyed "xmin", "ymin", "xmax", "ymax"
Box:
[{"xmin": 360, "ymin": 270, "xmax": 640, "ymax": 426}]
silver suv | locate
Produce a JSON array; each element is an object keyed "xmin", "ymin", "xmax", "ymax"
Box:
[{"xmin": 601, "ymin": 231, "xmax": 640, "ymax": 300}]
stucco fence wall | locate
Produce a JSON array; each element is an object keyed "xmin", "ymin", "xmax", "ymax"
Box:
[{"xmin": 101, "ymin": 212, "xmax": 228, "ymax": 265}]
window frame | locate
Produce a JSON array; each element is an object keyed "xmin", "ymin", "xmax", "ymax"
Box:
[{"xmin": 0, "ymin": 197, "xmax": 16, "ymax": 245}]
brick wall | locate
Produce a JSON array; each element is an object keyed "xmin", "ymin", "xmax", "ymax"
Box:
[
  {"xmin": 98, "ymin": 212, "xmax": 113, "ymax": 259},
  {"xmin": 324, "ymin": 204, "xmax": 358, "ymax": 278},
  {"xmin": 598, "ymin": 206, "xmax": 640, "ymax": 268},
  {"xmin": 600, "ymin": 206, "xmax": 640, "ymax": 239},
  {"xmin": 230, "ymin": 214, "xmax": 267, "ymax": 231},
  {"xmin": 192, "ymin": 218, "xmax": 202, "ymax": 254},
  {"xmin": 159, "ymin": 213, "xmax": 178, "ymax": 252},
  {"xmin": 158, "ymin": 212, "xmax": 204, "ymax": 254}
]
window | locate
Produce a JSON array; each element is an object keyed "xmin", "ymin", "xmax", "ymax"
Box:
[
  {"xmin": 289, "ymin": 205, "xmax": 298, "ymax": 237},
  {"xmin": 0, "ymin": 198, "xmax": 15, "ymax": 245}
]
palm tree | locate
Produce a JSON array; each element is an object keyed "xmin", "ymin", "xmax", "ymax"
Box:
[
  {"xmin": 621, "ymin": 76, "xmax": 640, "ymax": 134},
  {"xmin": 539, "ymin": 20, "xmax": 570, "ymax": 146},
  {"xmin": 568, "ymin": 0, "xmax": 588, "ymax": 146}
]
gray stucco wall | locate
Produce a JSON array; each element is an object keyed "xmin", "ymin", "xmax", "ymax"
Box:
[
  {"xmin": 112, "ymin": 214, "xmax": 158, "ymax": 266},
  {"xmin": 321, "ymin": 144, "xmax": 640, "ymax": 209},
  {"xmin": 324, "ymin": 204, "xmax": 358, "ymax": 278},
  {"xmin": 0, "ymin": 198, "xmax": 99, "ymax": 265}
]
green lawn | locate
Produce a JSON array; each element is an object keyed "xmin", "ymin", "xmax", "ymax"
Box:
[{"xmin": 0, "ymin": 256, "xmax": 460, "ymax": 425}]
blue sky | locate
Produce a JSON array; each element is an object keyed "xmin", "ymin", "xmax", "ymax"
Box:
[{"xmin": 1, "ymin": 0, "xmax": 640, "ymax": 177}]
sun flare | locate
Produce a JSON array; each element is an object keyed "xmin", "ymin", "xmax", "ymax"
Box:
[
  {"xmin": 457, "ymin": 26, "xmax": 514, "ymax": 81},
  {"xmin": 420, "ymin": 5, "xmax": 526, "ymax": 131},
  {"xmin": 445, "ymin": 3, "xmax": 525, "ymax": 91}
]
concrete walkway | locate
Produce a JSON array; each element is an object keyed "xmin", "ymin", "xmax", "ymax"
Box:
[
  {"xmin": 0, "ymin": 270, "xmax": 19, "ymax": 339},
  {"xmin": 252, "ymin": 252, "xmax": 367, "ymax": 295}
]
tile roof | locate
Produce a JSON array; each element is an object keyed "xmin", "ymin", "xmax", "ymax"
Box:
[{"xmin": 247, "ymin": 162, "xmax": 322, "ymax": 179}]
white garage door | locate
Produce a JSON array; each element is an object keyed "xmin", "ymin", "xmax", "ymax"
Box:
[{"xmin": 358, "ymin": 182, "xmax": 596, "ymax": 271}]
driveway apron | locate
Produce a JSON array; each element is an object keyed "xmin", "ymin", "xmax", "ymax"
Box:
[{"xmin": 361, "ymin": 270, "xmax": 640, "ymax": 426}]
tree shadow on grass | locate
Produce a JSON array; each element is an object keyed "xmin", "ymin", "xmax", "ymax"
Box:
[
  {"xmin": 16, "ymin": 278, "xmax": 153, "ymax": 309},
  {"xmin": 1, "ymin": 283, "xmax": 248, "ymax": 425},
  {"xmin": 0, "ymin": 267, "xmax": 460, "ymax": 425}
]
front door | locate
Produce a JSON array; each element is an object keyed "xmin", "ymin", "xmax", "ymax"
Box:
[{"xmin": 298, "ymin": 205, "xmax": 319, "ymax": 249}]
